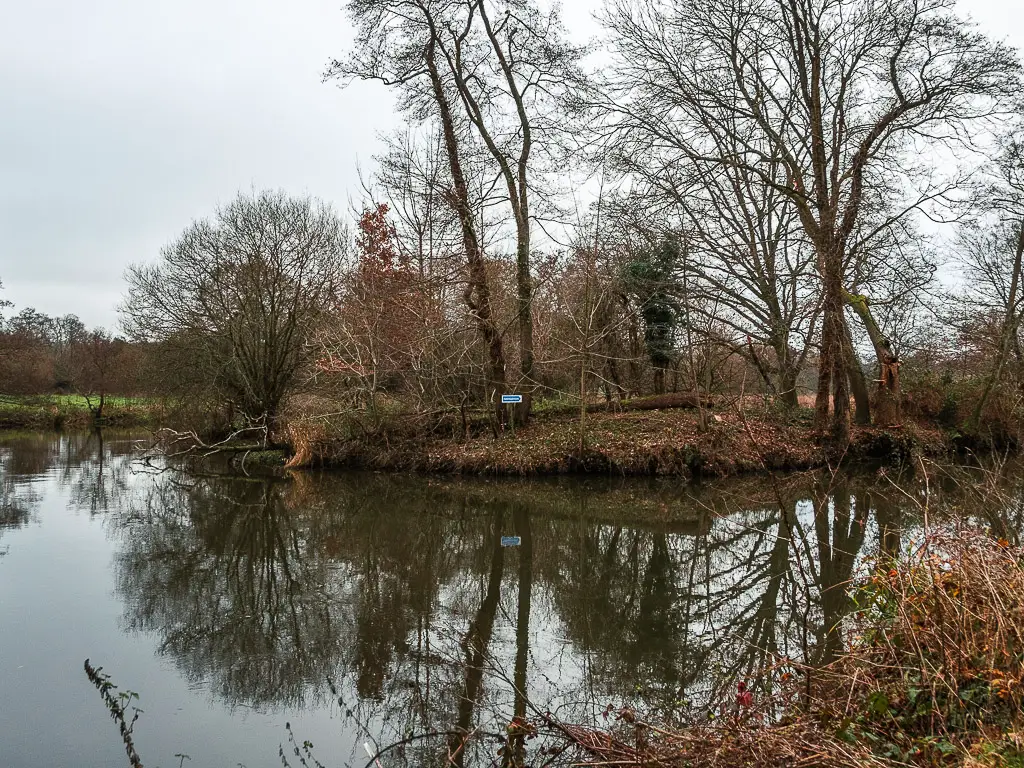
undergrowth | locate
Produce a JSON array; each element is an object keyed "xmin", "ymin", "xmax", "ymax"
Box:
[{"xmin": 532, "ymin": 528, "xmax": 1024, "ymax": 767}]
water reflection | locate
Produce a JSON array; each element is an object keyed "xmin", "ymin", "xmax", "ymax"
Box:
[
  {"xmin": 0, "ymin": 447, "xmax": 33, "ymax": 557},
  {"xmin": 0, "ymin": 433, "xmax": 55, "ymax": 533},
  {"xmin": 2, "ymin": 432, "xmax": 1019, "ymax": 766},
  {"xmin": 112, "ymin": 465, "xmax": 917, "ymax": 741},
  {"xmin": 116, "ymin": 476, "xmax": 344, "ymax": 707},
  {"xmin": 0, "ymin": 431, "xmax": 110, "ymax": 552},
  {"xmin": 0, "ymin": 430, "xmax": 137, "ymax": 521}
]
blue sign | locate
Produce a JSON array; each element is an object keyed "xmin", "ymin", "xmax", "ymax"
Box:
[
  {"xmin": 501, "ymin": 536, "xmax": 522, "ymax": 547},
  {"xmin": 501, "ymin": 394, "xmax": 523, "ymax": 404}
]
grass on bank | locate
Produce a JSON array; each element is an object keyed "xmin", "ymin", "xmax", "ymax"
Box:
[{"xmin": 0, "ymin": 394, "xmax": 163, "ymax": 429}]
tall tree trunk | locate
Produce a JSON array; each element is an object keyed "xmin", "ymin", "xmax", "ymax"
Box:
[
  {"xmin": 758, "ymin": 334, "xmax": 802, "ymax": 409},
  {"xmin": 972, "ymin": 220, "xmax": 1024, "ymax": 430},
  {"xmin": 774, "ymin": 331, "xmax": 801, "ymax": 410},
  {"xmin": 842, "ymin": 321, "xmax": 871, "ymax": 425},
  {"xmin": 778, "ymin": 365, "xmax": 800, "ymax": 409},
  {"xmin": 453, "ymin": 1, "xmax": 535, "ymax": 426},
  {"xmin": 746, "ymin": 335, "xmax": 778, "ymax": 401},
  {"xmin": 844, "ymin": 290, "xmax": 900, "ymax": 427},
  {"xmin": 814, "ymin": 334, "xmax": 832, "ymax": 431},
  {"xmin": 513, "ymin": 223, "xmax": 534, "ymax": 425},
  {"xmin": 424, "ymin": 38, "xmax": 506, "ymax": 425},
  {"xmin": 830, "ymin": 318, "xmax": 851, "ymax": 445},
  {"xmin": 817, "ymin": 246, "xmax": 850, "ymax": 445}
]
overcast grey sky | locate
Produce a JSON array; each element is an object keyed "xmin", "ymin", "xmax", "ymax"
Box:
[{"xmin": 0, "ymin": 0, "xmax": 1020, "ymax": 330}]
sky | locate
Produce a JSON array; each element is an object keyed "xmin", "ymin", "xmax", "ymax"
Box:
[{"xmin": 0, "ymin": 0, "xmax": 1021, "ymax": 331}]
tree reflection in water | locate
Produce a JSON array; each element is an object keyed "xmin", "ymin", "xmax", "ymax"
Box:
[
  {"xmin": 0, "ymin": 430, "xmax": 140, "ymax": 552},
  {"xmin": 12, "ymin": 434, "xmax": 1024, "ymax": 764},
  {"xmin": 116, "ymin": 475, "xmax": 343, "ymax": 707},
  {"xmin": 0, "ymin": 438, "xmax": 36, "ymax": 548},
  {"xmin": 97, "ymin": 458, "xmax": 1024, "ymax": 765}
]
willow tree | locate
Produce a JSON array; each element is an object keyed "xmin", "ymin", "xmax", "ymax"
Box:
[
  {"xmin": 120, "ymin": 190, "xmax": 346, "ymax": 427},
  {"xmin": 601, "ymin": 0, "xmax": 1020, "ymax": 443}
]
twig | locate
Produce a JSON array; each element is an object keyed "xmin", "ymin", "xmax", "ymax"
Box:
[{"xmin": 83, "ymin": 659, "xmax": 144, "ymax": 768}]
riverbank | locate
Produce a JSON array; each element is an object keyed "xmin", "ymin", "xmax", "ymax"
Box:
[
  {"xmin": 288, "ymin": 403, "xmax": 954, "ymax": 478},
  {"xmin": 0, "ymin": 395, "xmax": 162, "ymax": 430},
  {"xmin": 0, "ymin": 395, "xmax": 984, "ymax": 479}
]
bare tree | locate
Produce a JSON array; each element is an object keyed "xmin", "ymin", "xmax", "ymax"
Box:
[
  {"xmin": 608, "ymin": 120, "xmax": 820, "ymax": 408},
  {"xmin": 334, "ymin": 0, "xmax": 585, "ymax": 423},
  {"xmin": 960, "ymin": 136, "xmax": 1024, "ymax": 429},
  {"xmin": 120, "ymin": 190, "xmax": 347, "ymax": 430},
  {"xmin": 960, "ymin": 222, "xmax": 1024, "ymax": 429},
  {"xmin": 48, "ymin": 313, "xmax": 87, "ymax": 390},
  {"xmin": 600, "ymin": 0, "xmax": 1021, "ymax": 443},
  {"xmin": 332, "ymin": 0, "xmax": 511, "ymax": 425},
  {"xmin": 429, "ymin": 0, "xmax": 587, "ymax": 422},
  {"xmin": 369, "ymin": 127, "xmax": 462, "ymax": 285},
  {"xmin": 72, "ymin": 329, "xmax": 134, "ymax": 421}
]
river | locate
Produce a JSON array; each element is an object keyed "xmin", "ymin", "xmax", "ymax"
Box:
[{"xmin": 0, "ymin": 431, "xmax": 1016, "ymax": 767}]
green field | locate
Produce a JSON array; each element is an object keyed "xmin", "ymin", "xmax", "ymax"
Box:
[
  {"xmin": 0, "ymin": 394, "xmax": 161, "ymax": 428},
  {"xmin": 0, "ymin": 394, "xmax": 149, "ymax": 409}
]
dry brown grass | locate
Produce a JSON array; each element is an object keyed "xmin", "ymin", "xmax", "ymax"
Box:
[
  {"xmin": 815, "ymin": 527, "xmax": 1024, "ymax": 765},
  {"xmin": 534, "ymin": 528, "xmax": 1024, "ymax": 767},
  {"xmin": 537, "ymin": 710, "xmax": 888, "ymax": 767}
]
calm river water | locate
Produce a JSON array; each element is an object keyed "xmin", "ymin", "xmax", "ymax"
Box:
[{"xmin": 0, "ymin": 431, "xmax": 1017, "ymax": 768}]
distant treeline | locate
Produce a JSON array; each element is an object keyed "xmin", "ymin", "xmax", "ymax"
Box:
[{"xmin": 0, "ymin": 300, "xmax": 145, "ymax": 415}]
